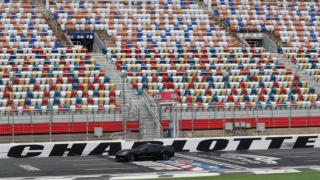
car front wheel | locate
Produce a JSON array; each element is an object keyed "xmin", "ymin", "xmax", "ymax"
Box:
[
  {"xmin": 127, "ymin": 154, "xmax": 135, "ymax": 162},
  {"xmin": 161, "ymin": 152, "xmax": 170, "ymax": 160}
]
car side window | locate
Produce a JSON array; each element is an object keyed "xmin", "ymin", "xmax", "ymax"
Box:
[{"xmin": 148, "ymin": 144, "xmax": 160, "ymax": 152}]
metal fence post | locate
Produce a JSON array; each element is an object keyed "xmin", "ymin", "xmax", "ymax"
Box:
[
  {"xmin": 121, "ymin": 72, "xmax": 127, "ymax": 139},
  {"xmin": 289, "ymin": 105, "xmax": 292, "ymax": 134},
  {"xmin": 86, "ymin": 110, "xmax": 89, "ymax": 141},
  {"xmin": 307, "ymin": 107, "xmax": 310, "ymax": 127},
  {"xmin": 11, "ymin": 113, "xmax": 15, "ymax": 143},
  {"xmin": 29, "ymin": 112, "xmax": 34, "ymax": 142},
  {"xmin": 192, "ymin": 107, "xmax": 195, "ymax": 137},
  {"xmin": 128, "ymin": 104, "xmax": 130, "ymax": 134},
  {"xmin": 158, "ymin": 105, "xmax": 162, "ymax": 138},
  {"xmin": 49, "ymin": 111, "xmax": 53, "ymax": 142},
  {"xmin": 271, "ymin": 108, "xmax": 274, "ymax": 133},
  {"xmin": 223, "ymin": 108, "xmax": 226, "ymax": 137}
]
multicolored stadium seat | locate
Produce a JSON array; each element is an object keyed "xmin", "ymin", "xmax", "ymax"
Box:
[
  {"xmin": 212, "ymin": 0, "xmax": 320, "ymax": 49},
  {"xmin": 0, "ymin": 47, "xmax": 121, "ymax": 113},
  {"xmin": 50, "ymin": 0, "xmax": 319, "ymax": 110},
  {"xmin": 0, "ymin": 1, "xmax": 120, "ymax": 113},
  {"xmin": 0, "ymin": 1, "xmax": 60, "ymax": 48}
]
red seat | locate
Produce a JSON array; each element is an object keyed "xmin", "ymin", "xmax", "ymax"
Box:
[
  {"xmin": 5, "ymin": 84, "xmax": 11, "ymax": 91},
  {"xmin": 42, "ymin": 98, "xmax": 48, "ymax": 105},
  {"xmin": 88, "ymin": 83, "xmax": 94, "ymax": 90},
  {"xmin": 50, "ymin": 83, "xmax": 56, "ymax": 90},
  {"xmin": 78, "ymin": 83, "xmax": 83, "ymax": 90},
  {"xmin": 44, "ymin": 91, "xmax": 50, "ymax": 98},
  {"xmin": 109, "ymin": 90, "xmax": 116, "ymax": 97},
  {"xmin": 71, "ymin": 90, "xmax": 77, "ymax": 97},
  {"xmin": 83, "ymin": 90, "xmax": 88, "ymax": 97},
  {"xmin": 57, "ymin": 76, "xmax": 62, "ymax": 83},
  {"xmin": 109, "ymin": 97, "xmax": 115, "ymax": 104},
  {"xmin": 94, "ymin": 76, "xmax": 100, "ymax": 83},
  {"xmin": 34, "ymin": 84, "xmax": 40, "ymax": 91},
  {"xmin": 87, "ymin": 97, "xmax": 93, "ymax": 104},
  {"xmin": 99, "ymin": 82, "xmax": 104, "ymax": 90},
  {"xmin": 68, "ymin": 76, "xmax": 73, "ymax": 83}
]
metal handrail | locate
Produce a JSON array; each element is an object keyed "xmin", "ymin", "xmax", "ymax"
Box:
[{"xmin": 142, "ymin": 90, "xmax": 162, "ymax": 138}]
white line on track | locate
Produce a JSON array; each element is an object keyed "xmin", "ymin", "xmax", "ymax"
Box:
[
  {"xmin": 110, "ymin": 174, "xmax": 159, "ymax": 180},
  {"xmin": 310, "ymin": 167, "xmax": 320, "ymax": 171},
  {"xmin": 202, "ymin": 155, "xmax": 249, "ymax": 165},
  {"xmin": 0, "ymin": 174, "xmax": 106, "ymax": 180},
  {"xmin": 110, "ymin": 172, "xmax": 220, "ymax": 180},
  {"xmin": 259, "ymin": 150, "xmax": 320, "ymax": 155},
  {"xmin": 131, "ymin": 161, "xmax": 181, "ymax": 170},
  {"xmin": 176, "ymin": 153, "xmax": 248, "ymax": 170},
  {"xmin": 85, "ymin": 167, "xmax": 139, "ymax": 171},
  {"xmin": 252, "ymin": 168, "xmax": 300, "ymax": 174},
  {"xmin": 72, "ymin": 163, "xmax": 121, "ymax": 166},
  {"xmin": 60, "ymin": 159, "xmax": 108, "ymax": 162},
  {"xmin": 17, "ymin": 164, "xmax": 40, "ymax": 172}
]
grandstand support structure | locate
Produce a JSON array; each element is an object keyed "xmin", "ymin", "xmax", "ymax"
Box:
[{"xmin": 101, "ymin": 54, "xmax": 161, "ymax": 140}]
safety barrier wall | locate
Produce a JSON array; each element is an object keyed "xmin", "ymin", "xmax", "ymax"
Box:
[
  {"xmin": 0, "ymin": 134, "xmax": 319, "ymax": 158},
  {"xmin": 0, "ymin": 107, "xmax": 320, "ymax": 143}
]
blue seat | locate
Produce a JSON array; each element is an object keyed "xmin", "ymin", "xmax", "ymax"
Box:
[
  {"xmin": 27, "ymin": 91, "xmax": 34, "ymax": 98},
  {"xmin": 24, "ymin": 98, "xmax": 32, "ymax": 106},
  {"xmin": 76, "ymin": 98, "xmax": 82, "ymax": 105},
  {"xmin": 53, "ymin": 98, "xmax": 61, "ymax": 105}
]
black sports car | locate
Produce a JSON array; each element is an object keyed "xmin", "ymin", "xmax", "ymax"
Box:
[{"xmin": 115, "ymin": 143, "xmax": 175, "ymax": 162}]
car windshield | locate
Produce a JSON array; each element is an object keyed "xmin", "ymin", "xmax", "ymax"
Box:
[{"xmin": 135, "ymin": 144, "xmax": 150, "ymax": 151}]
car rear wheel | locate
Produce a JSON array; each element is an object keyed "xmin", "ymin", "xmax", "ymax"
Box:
[
  {"xmin": 161, "ymin": 152, "xmax": 170, "ymax": 160},
  {"xmin": 127, "ymin": 154, "xmax": 135, "ymax": 162}
]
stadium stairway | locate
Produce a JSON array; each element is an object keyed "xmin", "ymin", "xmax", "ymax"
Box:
[
  {"xmin": 96, "ymin": 31, "xmax": 116, "ymax": 48},
  {"xmin": 36, "ymin": 1, "xmax": 73, "ymax": 47},
  {"xmin": 204, "ymin": 0, "xmax": 320, "ymax": 93},
  {"xmin": 271, "ymin": 53, "xmax": 320, "ymax": 93},
  {"xmin": 199, "ymin": 0, "xmax": 320, "ymax": 94},
  {"xmin": 96, "ymin": 54, "xmax": 160, "ymax": 139},
  {"xmin": 196, "ymin": 0, "xmax": 246, "ymax": 47}
]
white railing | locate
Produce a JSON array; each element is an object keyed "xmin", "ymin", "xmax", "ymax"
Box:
[{"xmin": 142, "ymin": 90, "xmax": 161, "ymax": 138}]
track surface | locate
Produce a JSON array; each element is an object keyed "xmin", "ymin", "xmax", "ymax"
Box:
[{"xmin": 1, "ymin": 148, "xmax": 320, "ymax": 179}]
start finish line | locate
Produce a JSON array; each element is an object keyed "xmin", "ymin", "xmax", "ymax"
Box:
[{"xmin": 0, "ymin": 134, "xmax": 319, "ymax": 158}]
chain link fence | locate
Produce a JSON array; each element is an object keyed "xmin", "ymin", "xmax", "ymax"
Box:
[
  {"xmin": 1, "ymin": 106, "xmax": 320, "ymax": 143},
  {"xmin": 0, "ymin": 108, "xmax": 139, "ymax": 143},
  {"xmin": 160, "ymin": 106, "xmax": 320, "ymax": 138}
]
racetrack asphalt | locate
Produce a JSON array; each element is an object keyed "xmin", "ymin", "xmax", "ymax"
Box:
[{"xmin": 1, "ymin": 148, "xmax": 320, "ymax": 179}]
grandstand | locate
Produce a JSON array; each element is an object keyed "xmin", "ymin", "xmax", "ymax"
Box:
[{"xmin": 0, "ymin": 0, "xmax": 320, "ymax": 142}]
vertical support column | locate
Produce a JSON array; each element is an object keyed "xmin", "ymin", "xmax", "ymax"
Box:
[
  {"xmin": 10, "ymin": 113, "xmax": 14, "ymax": 143},
  {"xmin": 121, "ymin": 72, "xmax": 127, "ymax": 139},
  {"xmin": 172, "ymin": 106, "xmax": 176, "ymax": 138},
  {"xmin": 158, "ymin": 105, "xmax": 162, "ymax": 138},
  {"xmin": 50, "ymin": 111, "xmax": 53, "ymax": 142},
  {"xmin": 192, "ymin": 107, "xmax": 195, "ymax": 136},
  {"xmin": 86, "ymin": 110, "xmax": 89, "ymax": 141},
  {"xmin": 289, "ymin": 105, "xmax": 292, "ymax": 134}
]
